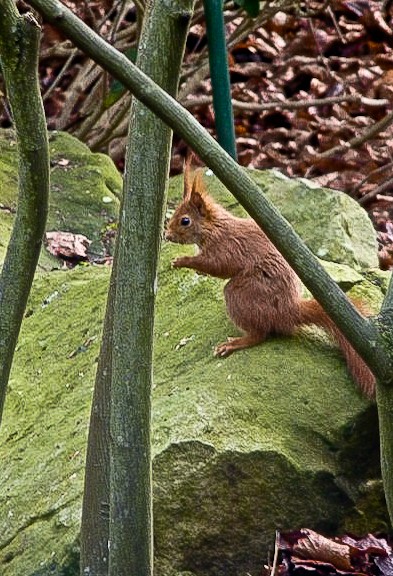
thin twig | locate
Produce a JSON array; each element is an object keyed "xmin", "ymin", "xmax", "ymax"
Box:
[
  {"xmin": 327, "ymin": 5, "xmax": 346, "ymax": 43},
  {"xmin": 314, "ymin": 109, "xmax": 393, "ymax": 162},
  {"xmin": 132, "ymin": 0, "xmax": 145, "ymax": 16},
  {"xmin": 270, "ymin": 531, "xmax": 280, "ymax": 576},
  {"xmin": 309, "ymin": 18, "xmax": 332, "ymax": 79},
  {"xmin": 89, "ymin": 93, "xmax": 131, "ymax": 150},
  {"xmin": 81, "ymin": 0, "xmax": 98, "ymax": 31},
  {"xmin": 359, "ymin": 176, "xmax": 393, "ymax": 205},
  {"xmin": 109, "ymin": 0, "xmax": 129, "ymax": 44},
  {"xmin": 41, "ymin": 41, "xmax": 74, "ymax": 60},
  {"xmin": 43, "ymin": 0, "xmax": 128, "ymax": 103},
  {"xmin": 178, "ymin": 62, "xmax": 211, "ymax": 100},
  {"xmin": 181, "ymin": 94, "xmax": 389, "ymax": 111},
  {"xmin": 43, "ymin": 47, "xmax": 78, "ymax": 101},
  {"xmin": 377, "ymin": 194, "xmax": 393, "ymax": 203},
  {"xmin": 55, "ymin": 60, "xmax": 99, "ymax": 130},
  {"xmin": 352, "ymin": 159, "xmax": 393, "ymax": 195}
]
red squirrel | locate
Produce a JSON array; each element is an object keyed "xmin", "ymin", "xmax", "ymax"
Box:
[{"xmin": 165, "ymin": 165, "xmax": 376, "ymax": 398}]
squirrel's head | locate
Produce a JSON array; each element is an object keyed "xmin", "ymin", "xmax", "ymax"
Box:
[{"xmin": 165, "ymin": 167, "xmax": 215, "ymax": 246}]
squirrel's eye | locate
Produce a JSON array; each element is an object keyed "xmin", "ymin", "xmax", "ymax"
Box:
[{"xmin": 180, "ymin": 216, "xmax": 191, "ymax": 226}]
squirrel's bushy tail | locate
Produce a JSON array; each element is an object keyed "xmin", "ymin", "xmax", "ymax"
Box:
[{"xmin": 299, "ymin": 299, "xmax": 375, "ymax": 398}]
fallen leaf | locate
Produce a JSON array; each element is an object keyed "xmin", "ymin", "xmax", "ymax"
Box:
[{"xmin": 45, "ymin": 231, "xmax": 91, "ymax": 260}]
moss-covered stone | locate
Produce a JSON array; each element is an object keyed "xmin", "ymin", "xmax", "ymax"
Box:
[
  {"xmin": 0, "ymin": 135, "xmax": 389, "ymax": 576},
  {"xmin": 1, "ymin": 267, "xmax": 107, "ymax": 576},
  {"xmin": 0, "ymin": 248, "xmax": 387, "ymax": 575},
  {"xmin": 0, "ymin": 129, "xmax": 121, "ymax": 268}
]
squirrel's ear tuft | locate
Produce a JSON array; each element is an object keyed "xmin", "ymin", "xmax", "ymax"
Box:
[
  {"xmin": 183, "ymin": 151, "xmax": 194, "ymax": 201},
  {"xmin": 190, "ymin": 190, "xmax": 208, "ymax": 216},
  {"xmin": 190, "ymin": 171, "xmax": 210, "ymax": 216},
  {"xmin": 191, "ymin": 170, "xmax": 206, "ymax": 196}
]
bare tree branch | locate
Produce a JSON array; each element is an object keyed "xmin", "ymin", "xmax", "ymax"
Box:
[
  {"xmin": 0, "ymin": 5, "xmax": 49, "ymax": 424},
  {"xmin": 182, "ymin": 94, "xmax": 389, "ymax": 111}
]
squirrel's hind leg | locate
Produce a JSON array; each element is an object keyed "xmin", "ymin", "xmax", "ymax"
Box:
[
  {"xmin": 217, "ymin": 274, "xmax": 298, "ymax": 357},
  {"xmin": 217, "ymin": 277, "xmax": 269, "ymax": 356}
]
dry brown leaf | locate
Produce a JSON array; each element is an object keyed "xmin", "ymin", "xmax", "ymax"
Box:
[
  {"xmin": 45, "ymin": 231, "xmax": 91, "ymax": 259},
  {"xmin": 292, "ymin": 529, "xmax": 352, "ymax": 571}
]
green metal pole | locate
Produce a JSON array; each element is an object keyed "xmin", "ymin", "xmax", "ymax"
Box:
[{"xmin": 203, "ymin": 0, "xmax": 237, "ymax": 159}]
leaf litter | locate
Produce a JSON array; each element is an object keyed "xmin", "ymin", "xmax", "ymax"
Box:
[{"xmin": 264, "ymin": 529, "xmax": 393, "ymax": 576}]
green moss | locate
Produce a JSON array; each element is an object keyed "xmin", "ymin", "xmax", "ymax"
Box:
[
  {"xmin": 347, "ymin": 281, "xmax": 385, "ymax": 311},
  {"xmin": 2, "ymin": 267, "xmax": 108, "ymax": 575},
  {"xmin": 154, "ymin": 444, "xmax": 351, "ymax": 576},
  {"xmin": 362, "ymin": 269, "xmax": 392, "ymax": 294},
  {"xmin": 0, "ymin": 129, "xmax": 19, "ymax": 208},
  {"xmin": 344, "ymin": 480, "xmax": 390, "ymax": 535},
  {"xmin": 0, "ymin": 210, "xmax": 14, "ymax": 265},
  {"xmin": 154, "ymin": 244, "xmax": 372, "ymax": 460},
  {"xmin": 1, "ymin": 243, "xmax": 382, "ymax": 575}
]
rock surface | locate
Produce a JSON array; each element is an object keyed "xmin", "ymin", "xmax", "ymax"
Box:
[{"xmin": 0, "ymin": 131, "xmax": 389, "ymax": 576}]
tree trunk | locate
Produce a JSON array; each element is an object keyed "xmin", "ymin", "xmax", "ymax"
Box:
[
  {"xmin": 80, "ymin": 267, "xmax": 115, "ymax": 573},
  {"xmin": 80, "ymin": 1, "xmax": 194, "ymax": 575},
  {"xmin": 0, "ymin": 3, "xmax": 49, "ymax": 425},
  {"xmin": 375, "ymin": 290, "xmax": 393, "ymax": 522}
]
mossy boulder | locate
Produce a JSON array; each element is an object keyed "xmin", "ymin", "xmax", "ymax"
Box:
[
  {"xmin": 0, "ymin": 133, "xmax": 388, "ymax": 576},
  {"xmin": 0, "ymin": 129, "xmax": 121, "ymax": 267}
]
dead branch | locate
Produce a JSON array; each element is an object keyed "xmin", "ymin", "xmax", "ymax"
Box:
[
  {"xmin": 352, "ymin": 160, "xmax": 393, "ymax": 195},
  {"xmin": 360, "ymin": 176, "xmax": 393, "ymax": 206},
  {"xmin": 181, "ymin": 94, "xmax": 389, "ymax": 111},
  {"xmin": 312, "ymin": 110, "xmax": 393, "ymax": 163}
]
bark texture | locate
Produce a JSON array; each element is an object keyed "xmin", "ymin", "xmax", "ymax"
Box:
[
  {"xmin": 80, "ymin": 269, "xmax": 114, "ymax": 574},
  {"xmin": 376, "ymin": 294, "xmax": 393, "ymax": 525},
  {"xmin": 110, "ymin": 1, "xmax": 194, "ymax": 573}
]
